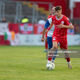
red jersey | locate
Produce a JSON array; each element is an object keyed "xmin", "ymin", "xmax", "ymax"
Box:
[{"xmin": 52, "ymin": 15, "xmax": 72, "ymax": 38}]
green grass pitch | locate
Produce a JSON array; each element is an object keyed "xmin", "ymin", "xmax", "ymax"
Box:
[{"xmin": 0, "ymin": 46, "xmax": 80, "ymax": 80}]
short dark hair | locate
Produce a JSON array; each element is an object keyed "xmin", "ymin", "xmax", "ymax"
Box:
[{"xmin": 55, "ymin": 6, "xmax": 62, "ymax": 11}]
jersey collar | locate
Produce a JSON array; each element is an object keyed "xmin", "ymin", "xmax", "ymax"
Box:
[{"xmin": 56, "ymin": 15, "xmax": 63, "ymax": 20}]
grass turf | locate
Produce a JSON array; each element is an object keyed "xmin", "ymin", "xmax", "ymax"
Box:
[{"xmin": 0, "ymin": 46, "xmax": 80, "ymax": 80}]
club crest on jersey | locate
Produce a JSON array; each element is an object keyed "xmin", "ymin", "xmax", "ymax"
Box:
[{"xmin": 61, "ymin": 21, "xmax": 64, "ymax": 24}]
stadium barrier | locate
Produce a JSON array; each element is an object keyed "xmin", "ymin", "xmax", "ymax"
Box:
[
  {"xmin": 0, "ymin": 23, "xmax": 79, "ymax": 46},
  {"xmin": 19, "ymin": 34, "xmax": 80, "ymax": 46}
]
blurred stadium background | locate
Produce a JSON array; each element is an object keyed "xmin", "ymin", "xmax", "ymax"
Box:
[{"xmin": 0, "ymin": 0, "xmax": 80, "ymax": 46}]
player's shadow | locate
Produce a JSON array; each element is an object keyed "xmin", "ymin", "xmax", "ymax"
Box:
[{"xmin": 41, "ymin": 68, "xmax": 55, "ymax": 71}]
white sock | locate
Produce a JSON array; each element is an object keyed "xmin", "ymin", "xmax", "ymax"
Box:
[
  {"xmin": 67, "ymin": 61, "xmax": 71, "ymax": 64},
  {"xmin": 47, "ymin": 60, "xmax": 51, "ymax": 63}
]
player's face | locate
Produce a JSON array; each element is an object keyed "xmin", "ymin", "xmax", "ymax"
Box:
[
  {"xmin": 55, "ymin": 10, "xmax": 62, "ymax": 17},
  {"xmin": 50, "ymin": 7, "xmax": 55, "ymax": 15}
]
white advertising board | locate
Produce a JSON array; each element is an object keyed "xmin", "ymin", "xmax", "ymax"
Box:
[
  {"xmin": 19, "ymin": 35, "xmax": 44, "ymax": 46},
  {"xmin": 0, "ymin": 23, "xmax": 8, "ymax": 34},
  {"xmin": 67, "ymin": 35, "xmax": 80, "ymax": 46},
  {"xmin": 19, "ymin": 34, "xmax": 80, "ymax": 46}
]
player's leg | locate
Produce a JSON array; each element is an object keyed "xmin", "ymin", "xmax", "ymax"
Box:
[
  {"xmin": 46, "ymin": 36, "xmax": 53, "ymax": 69},
  {"xmin": 50, "ymin": 35, "xmax": 58, "ymax": 63},
  {"xmin": 47, "ymin": 41, "xmax": 58, "ymax": 69},
  {"xmin": 51, "ymin": 41, "xmax": 58, "ymax": 63},
  {"xmin": 47, "ymin": 36, "xmax": 58, "ymax": 62},
  {"xmin": 46, "ymin": 38, "xmax": 58, "ymax": 68},
  {"xmin": 60, "ymin": 38, "xmax": 72, "ymax": 69},
  {"xmin": 46, "ymin": 35, "xmax": 58, "ymax": 70},
  {"xmin": 47, "ymin": 36, "xmax": 53, "ymax": 61},
  {"xmin": 44, "ymin": 37, "xmax": 48, "ymax": 52},
  {"xmin": 64, "ymin": 51, "xmax": 72, "ymax": 69}
]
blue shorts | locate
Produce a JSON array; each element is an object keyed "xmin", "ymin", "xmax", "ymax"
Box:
[{"xmin": 47, "ymin": 37, "xmax": 53, "ymax": 49}]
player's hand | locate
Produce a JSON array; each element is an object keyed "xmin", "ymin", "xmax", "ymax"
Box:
[
  {"xmin": 57, "ymin": 24, "xmax": 65, "ymax": 28},
  {"xmin": 41, "ymin": 37, "xmax": 44, "ymax": 42}
]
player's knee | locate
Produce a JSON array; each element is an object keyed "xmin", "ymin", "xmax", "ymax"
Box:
[{"xmin": 53, "ymin": 46, "xmax": 58, "ymax": 50}]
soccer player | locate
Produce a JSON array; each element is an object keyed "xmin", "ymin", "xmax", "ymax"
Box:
[
  {"xmin": 41, "ymin": 7, "xmax": 55, "ymax": 68},
  {"xmin": 45, "ymin": 6, "xmax": 74, "ymax": 69},
  {"xmin": 43, "ymin": 7, "xmax": 55, "ymax": 53}
]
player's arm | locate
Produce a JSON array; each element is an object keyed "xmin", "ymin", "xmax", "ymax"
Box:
[
  {"xmin": 64, "ymin": 24, "xmax": 74, "ymax": 29},
  {"xmin": 41, "ymin": 20, "xmax": 50, "ymax": 42},
  {"xmin": 41, "ymin": 28, "xmax": 46, "ymax": 42},
  {"xmin": 57, "ymin": 24, "xmax": 74, "ymax": 29},
  {"xmin": 58, "ymin": 17, "xmax": 74, "ymax": 29},
  {"xmin": 41, "ymin": 18, "xmax": 52, "ymax": 42}
]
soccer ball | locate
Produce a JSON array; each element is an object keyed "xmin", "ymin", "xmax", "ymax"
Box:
[{"xmin": 46, "ymin": 63, "xmax": 55, "ymax": 70}]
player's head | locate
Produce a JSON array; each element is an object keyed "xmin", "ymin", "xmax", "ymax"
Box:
[
  {"xmin": 55, "ymin": 6, "xmax": 62, "ymax": 17},
  {"xmin": 50, "ymin": 7, "xmax": 55, "ymax": 15}
]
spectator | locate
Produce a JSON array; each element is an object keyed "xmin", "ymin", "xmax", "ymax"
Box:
[
  {"xmin": 38, "ymin": 17, "xmax": 46, "ymax": 25},
  {"xmin": 2, "ymin": 18, "xmax": 6, "ymax": 23},
  {"xmin": 21, "ymin": 16, "xmax": 29, "ymax": 23},
  {"xmin": 74, "ymin": 24, "xmax": 80, "ymax": 34}
]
